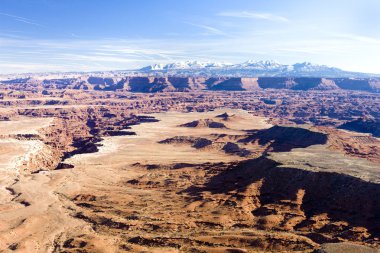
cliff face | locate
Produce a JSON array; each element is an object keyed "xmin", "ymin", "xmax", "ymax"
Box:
[
  {"xmin": 332, "ymin": 78, "xmax": 380, "ymax": 92},
  {"xmin": 205, "ymin": 77, "xmax": 259, "ymax": 91},
  {"xmin": 2, "ymin": 76, "xmax": 379, "ymax": 92},
  {"xmin": 167, "ymin": 77, "xmax": 206, "ymax": 91},
  {"xmin": 257, "ymin": 78, "xmax": 340, "ymax": 90}
]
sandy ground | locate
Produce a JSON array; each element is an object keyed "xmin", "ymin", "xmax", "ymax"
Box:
[
  {"xmin": 1, "ymin": 110, "xmax": 378, "ymax": 252},
  {"xmin": 0, "ymin": 117, "xmax": 53, "ymax": 136},
  {"xmin": 0, "ymin": 109, "xmax": 273, "ymax": 252},
  {"xmin": 0, "ymin": 117, "xmax": 54, "ymax": 205},
  {"xmin": 0, "ymin": 117, "xmax": 63, "ymax": 252},
  {"xmin": 0, "ymin": 140, "xmax": 28, "ymax": 170},
  {"xmin": 67, "ymin": 109, "xmax": 271, "ymax": 166}
]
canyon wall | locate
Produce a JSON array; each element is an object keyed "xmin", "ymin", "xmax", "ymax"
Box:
[{"xmin": 2, "ymin": 77, "xmax": 380, "ymax": 93}]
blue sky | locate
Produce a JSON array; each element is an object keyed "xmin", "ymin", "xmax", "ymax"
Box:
[{"xmin": 0, "ymin": 0, "xmax": 380, "ymax": 73}]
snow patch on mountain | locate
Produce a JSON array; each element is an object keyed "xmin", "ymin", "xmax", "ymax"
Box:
[{"xmin": 139, "ymin": 60, "xmax": 372, "ymax": 78}]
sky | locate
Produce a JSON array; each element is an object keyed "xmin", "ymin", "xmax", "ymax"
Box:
[{"xmin": 0, "ymin": 0, "xmax": 380, "ymax": 74}]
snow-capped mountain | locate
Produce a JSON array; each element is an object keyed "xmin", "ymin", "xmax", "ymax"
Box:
[
  {"xmin": 233, "ymin": 60, "xmax": 284, "ymax": 70},
  {"xmin": 139, "ymin": 60, "xmax": 373, "ymax": 78},
  {"xmin": 140, "ymin": 61, "xmax": 230, "ymax": 71}
]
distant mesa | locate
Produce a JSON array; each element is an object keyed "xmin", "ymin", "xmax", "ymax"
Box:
[
  {"xmin": 206, "ymin": 77, "xmax": 260, "ymax": 91},
  {"xmin": 257, "ymin": 77, "xmax": 340, "ymax": 90},
  {"xmin": 2, "ymin": 75, "xmax": 380, "ymax": 93}
]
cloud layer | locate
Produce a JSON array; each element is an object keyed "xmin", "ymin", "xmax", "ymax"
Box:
[
  {"xmin": 218, "ymin": 11, "xmax": 289, "ymax": 22},
  {"xmin": 0, "ymin": 1, "xmax": 379, "ymax": 74}
]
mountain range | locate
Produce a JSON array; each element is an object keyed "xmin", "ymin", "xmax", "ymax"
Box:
[
  {"xmin": 139, "ymin": 60, "xmax": 378, "ymax": 78},
  {"xmin": 1, "ymin": 60, "xmax": 380, "ymax": 93}
]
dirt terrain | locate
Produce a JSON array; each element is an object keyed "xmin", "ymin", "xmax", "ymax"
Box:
[{"xmin": 0, "ymin": 82, "xmax": 379, "ymax": 253}]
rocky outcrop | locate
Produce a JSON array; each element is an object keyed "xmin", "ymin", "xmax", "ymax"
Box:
[
  {"xmin": 179, "ymin": 119, "xmax": 226, "ymax": 128},
  {"xmin": 158, "ymin": 136, "xmax": 214, "ymax": 149},
  {"xmin": 222, "ymin": 142, "xmax": 251, "ymax": 156},
  {"xmin": 159, "ymin": 136, "xmax": 252, "ymax": 157}
]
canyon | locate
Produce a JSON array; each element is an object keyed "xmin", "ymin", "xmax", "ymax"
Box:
[{"xmin": 0, "ymin": 76, "xmax": 379, "ymax": 253}]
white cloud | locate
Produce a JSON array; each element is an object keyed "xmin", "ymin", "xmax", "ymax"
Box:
[
  {"xmin": 0, "ymin": 37, "xmax": 190, "ymax": 73},
  {"xmin": 218, "ymin": 11, "xmax": 289, "ymax": 23},
  {"xmin": 1, "ymin": 28, "xmax": 380, "ymax": 74},
  {"xmin": 184, "ymin": 22, "xmax": 228, "ymax": 36},
  {"xmin": 334, "ymin": 33, "xmax": 380, "ymax": 44},
  {"xmin": 0, "ymin": 12, "xmax": 45, "ymax": 27}
]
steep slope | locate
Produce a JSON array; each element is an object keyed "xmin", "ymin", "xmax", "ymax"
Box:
[
  {"xmin": 167, "ymin": 77, "xmax": 206, "ymax": 91},
  {"xmin": 333, "ymin": 78, "xmax": 380, "ymax": 92},
  {"xmin": 257, "ymin": 78, "xmax": 340, "ymax": 90},
  {"xmin": 206, "ymin": 77, "xmax": 260, "ymax": 91}
]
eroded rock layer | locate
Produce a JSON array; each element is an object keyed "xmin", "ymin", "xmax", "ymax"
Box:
[
  {"xmin": 0, "ymin": 84, "xmax": 379, "ymax": 252},
  {"xmin": 2, "ymin": 76, "xmax": 380, "ymax": 92}
]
